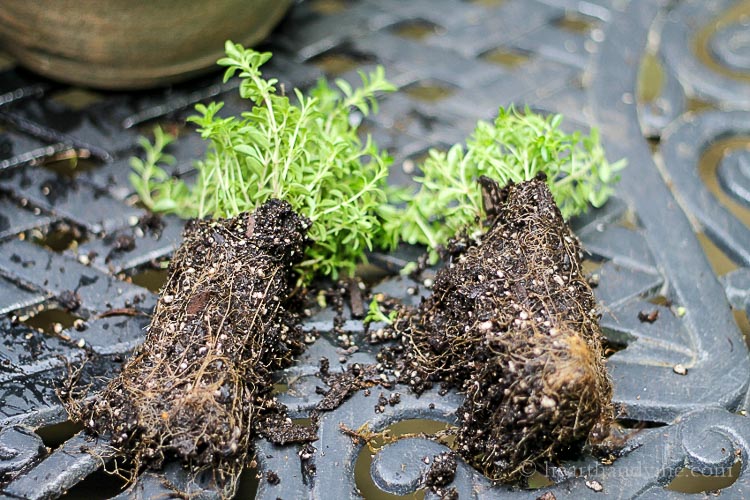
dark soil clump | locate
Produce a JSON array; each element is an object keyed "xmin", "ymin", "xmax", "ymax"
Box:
[
  {"xmin": 257, "ymin": 413, "xmax": 318, "ymax": 445},
  {"xmin": 424, "ymin": 451, "xmax": 458, "ymax": 488},
  {"xmin": 315, "ymin": 362, "xmax": 381, "ymax": 411},
  {"xmin": 391, "ymin": 176, "xmax": 613, "ymax": 480},
  {"xmin": 66, "ymin": 200, "xmax": 310, "ymax": 494}
]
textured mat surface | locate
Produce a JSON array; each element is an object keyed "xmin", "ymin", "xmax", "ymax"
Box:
[{"xmin": 1, "ymin": 0, "xmax": 750, "ymax": 498}]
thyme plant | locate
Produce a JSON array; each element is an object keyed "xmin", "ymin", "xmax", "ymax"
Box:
[
  {"xmin": 377, "ymin": 106, "xmax": 625, "ymax": 258},
  {"xmin": 130, "ymin": 42, "xmax": 395, "ymax": 279}
]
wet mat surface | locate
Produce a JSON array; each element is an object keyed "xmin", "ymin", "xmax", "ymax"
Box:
[{"xmin": 1, "ymin": 0, "xmax": 750, "ymax": 498}]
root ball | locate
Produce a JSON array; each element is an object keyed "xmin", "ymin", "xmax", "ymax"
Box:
[
  {"xmin": 394, "ymin": 177, "xmax": 613, "ymax": 479},
  {"xmin": 69, "ymin": 200, "xmax": 310, "ymax": 492}
]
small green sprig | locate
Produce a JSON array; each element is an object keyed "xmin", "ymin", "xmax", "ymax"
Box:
[
  {"xmin": 132, "ymin": 41, "xmax": 396, "ymax": 280},
  {"xmin": 129, "ymin": 127, "xmax": 188, "ymax": 212},
  {"xmin": 378, "ymin": 106, "xmax": 625, "ymax": 259},
  {"xmin": 364, "ymin": 298, "xmax": 396, "ymax": 325}
]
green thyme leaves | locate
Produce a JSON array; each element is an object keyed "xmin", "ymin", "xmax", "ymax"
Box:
[
  {"xmin": 131, "ymin": 44, "xmax": 624, "ymax": 279},
  {"xmin": 132, "ymin": 42, "xmax": 395, "ymax": 280},
  {"xmin": 378, "ymin": 106, "xmax": 625, "ymax": 258}
]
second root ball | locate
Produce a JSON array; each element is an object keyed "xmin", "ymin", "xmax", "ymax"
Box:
[{"xmin": 392, "ymin": 176, "xmax": 613, "ymax": 480}]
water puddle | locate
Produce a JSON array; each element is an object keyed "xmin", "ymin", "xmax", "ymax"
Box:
[
  {"xmin": 354, "ymin": 419, "xmax": 455, "ymax": 499},
  {"xmin": 41, "ymin": 156, "xmax": 98, "ymax": 178},
  {"xmin": 668, "ymin": 460, "xmax": 742, "ymax": 493},
  {"xmin": 467, "ymin": 0, "xmax": 505, "ymax": 6},
  {"xmin": 308, "ymin": 0, "xmax": 350, "ymax": 15},
  {"xmin": 27, "ymin": 221, "xmax": 87, "ymax": 253},
  {"xmin": 698, "ymin": 136, "xmax": 750, "ymax": 226},
  {"xmin": 129, "ymin": 267, "xmax": 169, "ymax": 294},
  {"xmin": 637, "ymin": 52, "xmax": 665, "ymax": 104},
  {"xmin": 20, "ymin": 306, "xmax": 82, "ymax": 336},
  {"xmin": 50, "ymin": 89, "xmax": 105, "ymax": 111}
]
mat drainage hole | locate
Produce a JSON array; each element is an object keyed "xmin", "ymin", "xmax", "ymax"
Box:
[
  {"xmin": 18, "ymin": 306, "xmax": 83, "ymax": 336},
  {"xmin": 481, "ymin": 47, "xmax": 531, "ymax": 68},
  {"xmin": 553, "ymin": 12, "xmax": 598, "ymax": 33},
  {"xmin": 235, "ymin": 463, "xmax": 260, "ymax": 499},
  {"xmin": 390, "ymin": 19, "xmax": 445, "ymax": 40},
  {"xmin": 128, "ymin": 266, "xmax": 169, "ymax": 294},
  {"xmin": 403, "ymin": 80, "xmax": 456, "ymax": 103},
  {"xmin": 25, "ymin": 222, "xmax": 87, "ymax": 253},
  {"xmin": 41, "ymin": 156, "xmax": 99, "ymax": 179},
  {"xmin": 600, "ymin": 337, "xmax": 628, "ymax": 358},
  {"xmin": 35, "ymin": 420, "xmax": 84, "ymax": 451},
  {"xmin": 60, "ymin": 459, "xmax": 132, "ymax": 499},
  {"xmin": 311, "ymin": 48, "xmax": 376, "ymax": 76}
]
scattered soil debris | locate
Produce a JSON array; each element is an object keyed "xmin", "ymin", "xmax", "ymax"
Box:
[
  {"xmin": 257, "ymin": 413, "xmax": 318, "ymax": 446},
  {"xmin": 113, "ymin": 234, "xmax": 136, "ymax": 252},
  {"xmin": 365, "ymin": 293, "xmax": 402, "ymax": 341},
  {"xmin": 266, "ymin": 471, "xmax": 281, "ymax": 485},
  {"xmin": 586, "ymin": 272, "xmax": 600, "ymax": 288},
  {"xmin": 435, "ymin": 487, "xmax": 458, "ymax": 500},
  {"xmin": 315, "ymin": 363, "xmax": 380, "ymax": 411},
  {"xmin": 536, "ymin": 492, "xmax": 557, "ymax": 500},
  {"xmin": 58, "ymin": 289, "xmax": 82, "ymax": 312},
  {"xmin": 299, "ymin": 441, "xmax": 317, "ymax": 477},
  {"xmin": 347, "ymin": 277, "xmax": 366, "ymax": 318},
  {"xmin": 424, "ymin": 451, "xmax": 457, "ymax": 489},
  {"xmin": 64, "ymin": 200, "xmax": 311, "ymax": 495},
  {"xmin": 328, "ymin": 281, "xmax": 353, "ymax": 347},
  {"xmin": 299, "ymin": 442, "xmax": 316, "ymax": 461},
  {"xmin": 386, "ymin": 177, "xmax": 613, "ymax": 481},
  {"xmin": 412, "ymin": 253, "xmax": 432, "ymax": 278},
  {"xmin": 96, "ymin": 307, "xmax": 148, "ymax": 319},
  {"xmin": 339, "ymin": 423, "xmax": 376, "ymax": 446},
  {"xmin": 637, "ymin": 309, "xmax": 659, "ymax": 323},
  {"xmin": 104, "ymin": 233, "xmax": 136, "ymax": 263},
  {"xmin": 375, "ymin": 392, "xmax": 388, "ymax": 413},
  {"xmin": 138, "ymin": 212, "xmax": 165, "ymax": 237}
]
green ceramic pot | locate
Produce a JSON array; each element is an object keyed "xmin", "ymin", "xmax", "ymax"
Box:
[{"xmin": 0, "ymin": 0, "xmax": 292, "ymax": 89}]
